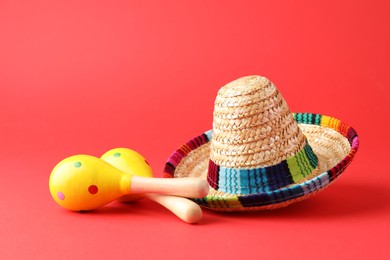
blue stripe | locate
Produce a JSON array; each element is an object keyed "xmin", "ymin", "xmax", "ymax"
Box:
[
  {"xmin": 238, "ymin": 185, "xmax": 305, "ymax": 207},
  {"xmin": 205, "ymin": 130, "xmax": 213, "ymax": 141}
]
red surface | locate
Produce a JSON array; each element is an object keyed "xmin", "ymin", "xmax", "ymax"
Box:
[{"xmin": 1, "ymin": 0, "xmax": 389, "ymax": 259}]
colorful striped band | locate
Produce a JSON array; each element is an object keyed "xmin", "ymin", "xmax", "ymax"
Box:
[
  {"xmin": 164, "ymin": 113, "xmax": 359, "ymax": 210},
  {"xmin": 207, "ymin": 140, "xmax": 318, "ymax": 194}
]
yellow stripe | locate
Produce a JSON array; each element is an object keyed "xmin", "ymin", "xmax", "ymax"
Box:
[
  {"xmin": 321, "ymin": 115, "xmax": 341, "ymax": 131},
  {"xmin": 320, "ymin": 115, "xmax": 331, "ymax": 127}
]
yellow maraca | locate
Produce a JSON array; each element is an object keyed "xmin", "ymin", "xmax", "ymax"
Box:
[
  {"xmin": 49, "ymin": 155, "xmax": 209, "ymax": 211},
  {"xmin": 101, "ymin": 148, "xmax": 202, "ymax": 223},
  {"xmin": 101, "ymin": 148, "xmax": 153, "ymax": 202}
]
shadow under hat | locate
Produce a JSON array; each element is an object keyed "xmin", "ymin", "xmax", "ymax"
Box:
[{"xmin": 164, "ymin": 75, "xmax": 359, "ymax": 211}]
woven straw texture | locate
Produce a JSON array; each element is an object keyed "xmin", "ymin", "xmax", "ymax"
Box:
[
  {"xmin": 211, "ymin": 76, "xmax": 306, "ymax": 168},
  {"xmin": 164, "ymin": 76, "xmax": 359, "ymax": 211}
]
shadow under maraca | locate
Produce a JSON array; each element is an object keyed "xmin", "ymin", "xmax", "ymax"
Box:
[
  {"xmin": 75, "ymin": 199, "xmax": 222, "ymax": 225},
  {"xmin": 76, "ymin": 199, "xmax": 183, "ymax": 218},
  {"xmin": 201, "ymin": 182, "xmax": 389, "ymax": 221},
  {"xmin": 76, "ymin": 201, "xmax": 140, "ymax": 215},
  {"xmin": 74, "ymin": 201, "xmax": 153, "ymax": 215}
]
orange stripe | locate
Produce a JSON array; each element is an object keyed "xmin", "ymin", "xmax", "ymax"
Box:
[
  {"xmin": 329, "ymin": 117, "xmax": 341, "ymax": 131},
  {"xmin": 339, "ymin": 122, "xmax": 350, "ymax": 136},
  {"xmin": 180, "ymin": 144, "xmax": 191, "ymax": 154}
]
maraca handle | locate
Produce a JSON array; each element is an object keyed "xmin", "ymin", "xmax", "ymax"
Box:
[
  {"xmin": 130, "ymin": 176, "xmax": 209, "ymax": 198},
  {"xmin": 145, "ymin": 194, "xmax": 202, "ymax": 224}
]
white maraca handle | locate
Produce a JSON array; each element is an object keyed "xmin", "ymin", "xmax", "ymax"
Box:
[
  {"xmin": 130, "ymin": 176, "xmax": 208, "ymax": 198},
  {"xmin": 145, "ymin": 194, "xmax": 202, "ymax": 224}
]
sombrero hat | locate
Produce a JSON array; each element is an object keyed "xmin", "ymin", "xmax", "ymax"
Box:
[{"xmin": 164, "ymin": 75, "xmax": 359, "ymax": 211}]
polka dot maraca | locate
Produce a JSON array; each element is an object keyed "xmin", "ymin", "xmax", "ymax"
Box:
[
  {"xmin": 101, "ymin": 148, "xmax": 203, "ymax": 223},
  {"xmin": 100, "ymin": 148, "xmax": 153, "ymax": 202},
  {"xmin": 49, "ymin": 154, "xmax": 209, "ymax": 211}
]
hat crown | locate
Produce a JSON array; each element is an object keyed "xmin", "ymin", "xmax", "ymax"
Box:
[
  {"xmin": 208, "ymin": 75, "xmax": 318, "ymax": 194},
  {"xmin": 210, "ymin": 75, "xmax": 306, "ymax": 168}
]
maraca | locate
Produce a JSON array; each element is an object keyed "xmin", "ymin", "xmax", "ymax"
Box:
[
  {"xmin": 101, "ymin": 148, "xmax": 153, "ymax": 202},
  {"xmin": 101, "ymin": 148, "xmax": 202, "ymax": 223},
  {"xmin": 49, "ymin": 155, "xmax": 209, "ymax": 211}
]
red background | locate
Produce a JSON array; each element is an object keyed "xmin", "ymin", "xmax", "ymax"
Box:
[{"xmin": 1, "ymin": 0, "xmax": 389, "ymax": 259}]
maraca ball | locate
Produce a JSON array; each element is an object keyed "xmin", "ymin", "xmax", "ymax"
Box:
[
  {"xmin": 100, "ymin": 148, "xmax": 153, "ymax": 178},
  {"xmin": 101, "ymin": 148, "xmax": 153, "ymax": 202},
  {"xmin": 49, "ymin": 155, "xmax": 131, "ymax": 211}
]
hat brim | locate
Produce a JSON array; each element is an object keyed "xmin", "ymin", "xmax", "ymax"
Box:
[{"xmin": 164, "ymin": 113, "xmax": 359, "ymax": 211}]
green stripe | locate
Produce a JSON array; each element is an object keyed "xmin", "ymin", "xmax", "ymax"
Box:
[
  {"xmin": 304, "ymin": 144, "xmax": 318, "ymax": 168},
  {"xmin": 303, "ymin": 113, "xmax": 308, "ymax": 123},
  {"xmin": 294, "ymin": 113, "xmax": 300, "ymax": 123},
  {"xmin": 297, "ymin": 149, "xmax": 311, "ymax": 177},
  {"xmin": 293, "ymin": 113, "xmax": 322, "ymax": 125},
  {"xmin": 308, "ymin": 113, "xmax": 313, "ymax": 123},
  {"xmin": 314, "ymin": 114, "xmax": 322, "ymax": 125},
  {"xmin": 300, "ymin": 150, "xmax": 312, "ymax": 177},
  {"xmin": 287, "ymin": 142, "xmax": 316, "ymax": 182}
]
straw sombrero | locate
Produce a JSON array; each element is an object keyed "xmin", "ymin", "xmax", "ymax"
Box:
[{"xmin": 164, "ymin": 75, "xmax": 359, "ymax": 211}]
